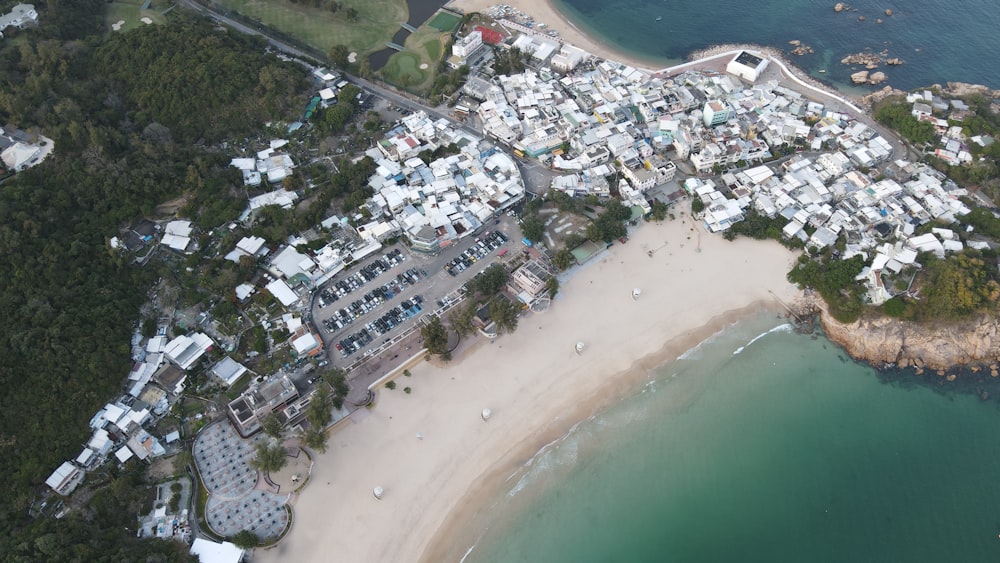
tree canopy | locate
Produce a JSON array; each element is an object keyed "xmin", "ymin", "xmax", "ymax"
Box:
[
  {"xmin": 421, "ymin": 316, "xmax": 450, "ymax": 358},
  {"xmin": 874, "ymin": 100, "xmax": 936, "ymax": 145},
  {"xmin": 251, "ymin": 441, "xmax": 289, "ymax": 474},
  {"xmin": 0, "ymin": 7, "xmax": 309, "ymax": 555}
]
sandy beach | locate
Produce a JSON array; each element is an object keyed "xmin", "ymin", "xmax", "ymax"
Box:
[
  {"xmin": 259, "ymin": 214, "xmax": 801, "ymax": 563},
  {"xmin": 445, "ymin": 0, "xmax": 665, "ymax": 70}
]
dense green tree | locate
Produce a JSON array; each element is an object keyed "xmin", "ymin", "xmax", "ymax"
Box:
[
  {"xmin": 93, "ymin": 17, "xmax": 306, "ymax": 144},
  {"xmin": 466, "ymin": 264, "xmax": 509, "ymax": 296},
  {"xmin": 521, "ymin": 215, "xmax": 546, "ymax": 243},
  {"xmin": 648, "ymin": 200, "xmax": 668, "ymax": 222},
  {"xmin": 307, "ymin": 392, "xmax": 333, "ymax": 428},
  {"xmin": 250, "ymin": 441, "xmax": 288, "ymax": 474},
  {"xmin": 329, "ymin": 44, "xmax": 350, "ymax": 68},
  {"xmin": 691, "ymin": 197, "xmax": 706, "ymax": 214},
  {"xmin": 788, "ymin": 254, "xmax": 866, "ymax": 322},
  {"xmin": 321, "ymin": 367, "xmax": 350, "ymax": 409},
  {"xmin": 874, "ymin": 100, "xmax": 936, "ymax": 144},
  {"xmin": 421, "ymin": 316, "xmax": 450, "ymax": 357},
  {"xmin": 492, "ymin": 47, "xmax": 527, "ymax": 75},
  {"xmin": 261, "ymin": 413, "xmax": 284, "ymax": 439},
  {"xmin": 303, "ymin": 428, "xmax": 328, "ymax": 452},
  {"xmin": 488, "ymin": 297, "xmax": 520, "ymax": 335},
  {"xmin": 448, "ymin": 302, "xmax": 478, "ymax": 337},
  {"xmin": 231, "ymin": 530, "xmax": 260, "ymax": 549},
  {"xmin": 545, "ymin": 277, "xmax": 560, "ymax": 298},
  {"xmin": 552, "ymin": 248, "xmax": 575, "ymax": 271}
]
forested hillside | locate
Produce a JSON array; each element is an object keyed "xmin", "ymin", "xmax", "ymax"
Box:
[{"xmin": 0, "ymin": 4, "xmax": 307, "ymax": 558}]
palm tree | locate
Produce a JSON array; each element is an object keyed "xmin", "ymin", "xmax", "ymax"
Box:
[{"xmin": 489, "ymin": 297, "xmax": 519, "ymax": 335}]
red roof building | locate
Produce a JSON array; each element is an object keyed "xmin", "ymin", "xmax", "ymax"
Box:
[{"xmin": 475, "ymin": 25, "xmax": 504, "ymax": 45}]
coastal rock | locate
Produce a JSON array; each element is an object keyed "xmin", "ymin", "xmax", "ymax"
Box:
[
  {"xmin": 834, "ymin": 2, "xmax": 847, "ymax": 12},
  {"xmin": 886, "ymin": 57, "xmax": 904, "ymax": 65},
  {"xmin": 876, "ymin": 18, "xmax": 883, "ymax": 24},
  {"xmin": 945, "ymin": 82, "xmax": 1000, "ymax": 98},
  {"xmin": 851, "ymin": 70, "xmax": 870, "ymax": 84},
  {"xmin": 858, "ymin": 15, "xmax": 865, "ymax": 21},
  {"xmin": 789, "ymin": 39, "xmax": 801, "ymax": 46},
  {"xmin": 821, "ymin": 310, "xmax": 1000, "ymax": 371},
  {"xmin": 790, "ymin": 43, "xmax": 815, "ymax": 56},
  {"xmin": 885, "ymin": 8, "xmax": 893, "ymax": 16},
  {"xmin": 860, "ymin": 85, "xmax": 905, "ymax": 109},
  {"xmin": 841, "ymin": 52, "xmax": 884, "ymax": 67},
  {"xmin": 868, "ymin": 71, "xmax": 887, "ymax": 84}
]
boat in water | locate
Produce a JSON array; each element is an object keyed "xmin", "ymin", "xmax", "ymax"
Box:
[{"xmin": 656, "ymin": 16, "xmax": 663, "ymax": 21}]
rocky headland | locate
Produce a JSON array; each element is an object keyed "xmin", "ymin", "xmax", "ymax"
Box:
[{"xmin": 821, "ymin": 309, "xmax": 1000, "ymax": 374}]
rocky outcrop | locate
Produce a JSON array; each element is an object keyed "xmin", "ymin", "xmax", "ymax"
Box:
[
  {"xmin": 842, "ymin": 52, "xmax": 883, "ymax": 67},
  {"xmin": 859, "ymin": 85, "xmax": 906, "ymax": 109},
  {"xmin": 943, "ymin": 82, "xmax": 1000, "ymax": 98},
  {"xmin": 851, "ymin": 70, "xmax": 870, "ymax": 84},
  {"xmin": 788, "ymin": 40, "xmax": 815, "ymax": 56},
  {"xmin": 834, "ymin": 2, "xmax": 848, "ymax": 12},
  {"xmin": 821, "ymin": 310, "xmax": 1000, "ymax": 370}
]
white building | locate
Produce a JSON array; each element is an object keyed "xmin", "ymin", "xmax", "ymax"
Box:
[
  {"xmin": 452, "ymin": 30, "xmax": 483, "ymax": 58},
  {"xmin": 265, "ymin": 278, "xmax": 299, "ymax": 307},
  {"xmin": 726, "ymin": 51, "xmax": 769, "ymax": 82},
  {"xmin": 622, "ymin": 165, "xmax": 657, "ymax": 192},
  {"xmin": 45, "ymin": 461, "xmax": 84, "ymax": 496},
  {"xmin": 211, "ymin": 357, "xmax": 249, "ymax": 386},
  {"xmin": 551, "ymin": 44, "xmax": 588, "ymax": 73},
  {"xmin": 703, "ymin": 100, "xmax": 732, "ymax": 127},
  {"xmin": 224, "ymin": 236, "xmax": 269, "ymax": 263},
  {"xmin": 190, "ymin": 539, "xmax": 244, "ymax": 563},
  {"xmin": 0, "ymin": 4, "xmax": 38, "ymax": 37},
  {"xmin": 164, "ymin": 333, "xmax": 214, "ymax": 370},
  {"xmin": 161, "ymin": 220, "xmax": 193, "ymax": 253}
]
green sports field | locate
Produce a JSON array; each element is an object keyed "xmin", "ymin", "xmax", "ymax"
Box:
[
  {"xmin": 427, "ymin": 11, "xmax": 461, "ymax": 32},
  {"xmin": 219, "ymin": 0, "xmax": 408, "ymax": 57}
]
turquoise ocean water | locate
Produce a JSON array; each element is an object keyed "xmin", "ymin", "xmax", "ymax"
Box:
[
  {"xmin": 466, "ymin": 313, "xmax": 1000, "ymax": 562},
  {"xmin": 551, "ymin": 0, "xmax": 1000, "ymax": 91}
]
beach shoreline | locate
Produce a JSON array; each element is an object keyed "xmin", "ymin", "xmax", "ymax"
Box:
[
  {"xmin": 446, "ymin": 0, "xmax": 670, "ymax": 71},
  {"xmin": 258, "ymin": 214, "xmax": 802, "ymax": 563},
  {"xmin": 417, "ymin": 300, "xmax": 793, "ymax": 563}
]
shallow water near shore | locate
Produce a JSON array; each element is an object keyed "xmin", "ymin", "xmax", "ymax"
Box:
[
  {"xmin": 465, "ymin": 312, "xmax": 1000, "ymax": 562},
  {"xmin": 552, "ymin": 0, "xmax": 1000, "ymax": 91}
]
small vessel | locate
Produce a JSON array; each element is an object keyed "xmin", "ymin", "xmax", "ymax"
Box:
[
  {"xmin": 818, "ymin": 69, "xmax": 827, "ymax": 73},
  {"xmin": 656, "ymin": 16, "xmax": 662, "ymax": 21}
]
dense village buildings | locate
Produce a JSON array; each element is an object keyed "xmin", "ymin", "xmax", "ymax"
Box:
[
  {"xmin": 363, "ymin": 110, "xmax": 525, "ymax": 253},
  {"xmin": 464, "ymin": 44, "xmax": 971, "ymax": 306}
]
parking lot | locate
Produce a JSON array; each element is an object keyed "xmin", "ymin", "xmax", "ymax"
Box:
[
  {"xmin": 444, "ymin": 230, "xmax": 508, "ymax": 276},
  {"xmin": 311, "ymin": 216, "xmax": 524, "ymax": 370}
]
